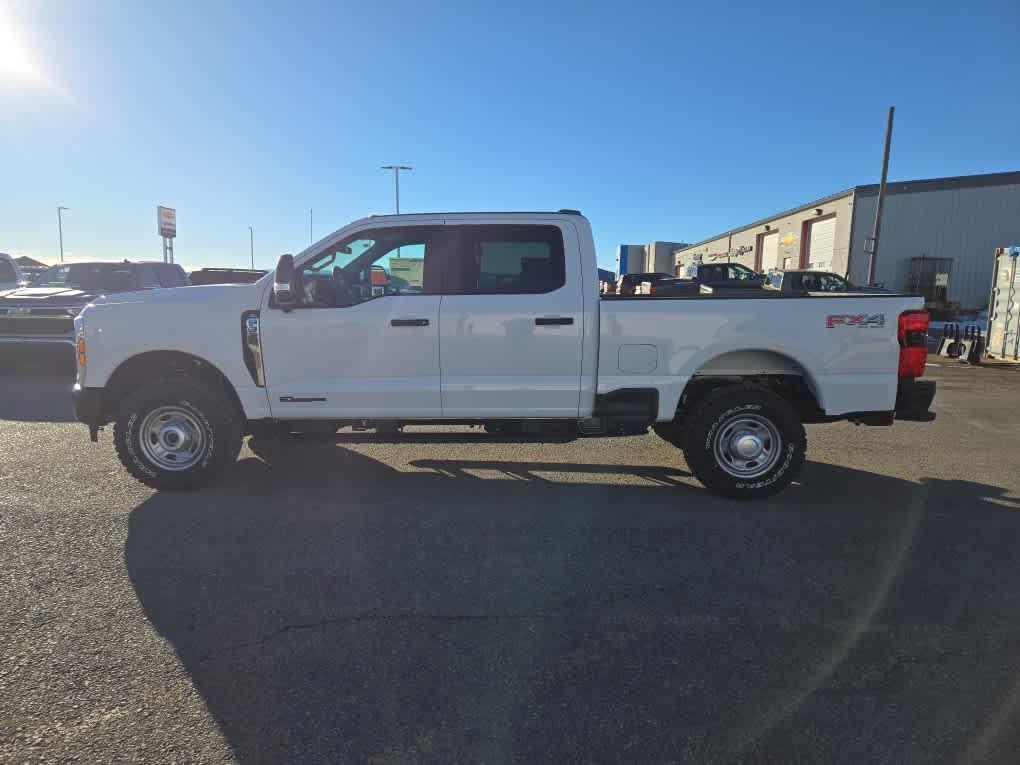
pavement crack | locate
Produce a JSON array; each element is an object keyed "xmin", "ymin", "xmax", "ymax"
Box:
[{"xmin": 196, "ymin": 610, "xmax": 551, "ymax": 661}]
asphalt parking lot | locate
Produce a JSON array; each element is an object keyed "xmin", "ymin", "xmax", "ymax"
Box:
[{"xmin": 2, "ymin": 352, "xmax": 1020, "ymax": 764}]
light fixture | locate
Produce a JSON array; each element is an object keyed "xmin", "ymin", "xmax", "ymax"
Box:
[{"xmin": 814, "ymin": 208, "xmax": 823, "ymax": 215}]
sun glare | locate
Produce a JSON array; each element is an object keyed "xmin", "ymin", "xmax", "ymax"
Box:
[{"xmin": 0, "ymin": 6, "xmax": 47, "ymax": 85}]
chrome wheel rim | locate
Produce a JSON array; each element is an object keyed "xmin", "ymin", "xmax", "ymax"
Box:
[
  {"xmin": 712, "ymin": 413, "xmax": 782, "ymax": 479},
  {"xmin": 139, "ymin": 406, "xmax": 207, "ymax": 471}
]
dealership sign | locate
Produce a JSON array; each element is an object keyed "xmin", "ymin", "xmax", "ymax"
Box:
[{"xmin": 157, "ymin": 206, "xmax": 176, "ymax": 238}]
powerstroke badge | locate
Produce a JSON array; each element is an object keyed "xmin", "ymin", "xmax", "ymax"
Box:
[{"xmin": 826, "ymin": 314, "xmax": 885, "ymax": 328}]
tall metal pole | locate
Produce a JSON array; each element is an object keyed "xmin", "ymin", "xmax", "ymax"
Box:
[
  {"xmin": 381, "ymin": 165, "xmax": 412, "ymax": 214},
  {"xmin": 57, "ymin": 206, "xmax": 69, "ymax": 263},
  {"xmin": 866, "ymin": 106, "xmax": 895, "ymax": 286},
  {"xmin": 248, "ymin": 226, "xmax": 254, "ymax": 269}
]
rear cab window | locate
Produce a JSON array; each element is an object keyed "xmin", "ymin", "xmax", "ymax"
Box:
[
  {"xmin": 443, "ymin": 225, "xmax": 565, "ymax": 294},
  {"xmin": 156, "ymin": 265, "xmax": 188, "ymax": 287},
  {"xmin": 136, "ymin": 265, "xmax": 160, "ymax": 289}
]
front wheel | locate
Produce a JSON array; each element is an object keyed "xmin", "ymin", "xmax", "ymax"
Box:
[
  {"xmin": 681, "ymin": 384, "xmax": 806, "ymax": 499},
  {"xmin": 114, "ymin": 377, "xmax": 242, "ymax": 490}
]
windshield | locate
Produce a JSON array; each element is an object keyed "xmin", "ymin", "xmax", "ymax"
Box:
[
  {"xmin": 31, "ymin": 263, "xmax": 136, "ymax": 291},
  {"xmin": 726, "ymin": 264, "xmax": 758, "ymax": 280}
]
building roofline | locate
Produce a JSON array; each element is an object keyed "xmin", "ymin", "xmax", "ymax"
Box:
[
  {"xmin": 676, "ymin": 187, "xmax": 855, "ymax": 252},
  {"xmin": 676, "ymin": 170, "xmax": 1020, "ymax": 253},
  {"xmin": 853, "ymin": 170, "xmax": 1020, "ymax": 197}
]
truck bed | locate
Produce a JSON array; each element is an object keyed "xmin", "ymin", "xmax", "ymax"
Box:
[{"xmin": 596, "ymin": 292, "xmax": 924, "ymax": 420}]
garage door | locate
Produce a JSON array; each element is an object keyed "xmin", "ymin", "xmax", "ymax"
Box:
[
  {"xmin": 806, "ymin": 217, "xmax": 836, "ymax": 270},
  {"xmin": 759, "ymin": 231, "xmax": 779, "ymax": 270}
]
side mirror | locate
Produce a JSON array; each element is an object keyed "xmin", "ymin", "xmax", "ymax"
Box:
[{"xmin": 273, "ymin": 254, "xmax": 300, "ymax": 306}]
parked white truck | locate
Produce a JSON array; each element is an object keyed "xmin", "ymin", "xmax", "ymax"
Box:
[{"xmin": 72, "ymin": 211, "xmax": 935, "ymax": 498}]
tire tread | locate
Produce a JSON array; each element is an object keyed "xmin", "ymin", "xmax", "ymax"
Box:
[{"xmin": 113, "ymin": 376, "xmax": 242, "ymax": 490}]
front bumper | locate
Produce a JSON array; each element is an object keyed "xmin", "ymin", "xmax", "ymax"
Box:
[{"xmin": 895, "ymin": 379, "xmax": 936, "ymax": 422}]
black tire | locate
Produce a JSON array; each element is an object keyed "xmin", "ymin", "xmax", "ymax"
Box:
[
  {"xmin": 681, "ymin": 384, "xmax": 806, "ymax": 499},
  {"xmin": 114, "ymin": 377, "xmax": 242, "ymax": 490}
]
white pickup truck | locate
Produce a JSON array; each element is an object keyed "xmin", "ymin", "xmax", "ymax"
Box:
[{"xmin": 72, "ymin": 211, "xmax": 935, "ymax": 498}]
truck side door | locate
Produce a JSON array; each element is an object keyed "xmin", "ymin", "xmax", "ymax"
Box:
[
  {"xmin": 437, "ymin": 222, "xmax": 584, "ymax": 417},
  {"xmin": 259, "ymin": 225, "xmax": 444, "ymax": 419}
]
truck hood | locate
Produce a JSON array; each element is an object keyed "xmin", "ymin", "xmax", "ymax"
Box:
[
  {"xmin": 91, "ymin": 282, "xmax": 261, "ymax": 307},
  {"xmin": 0, "ymin": 286, "xmax": 107, "ymax": 309}
]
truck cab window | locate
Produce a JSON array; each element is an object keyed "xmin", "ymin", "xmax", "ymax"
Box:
[
  {"xmin": 156, "ymin": 265, "xmax": 187, "ymax": 287},
  {"xmin": 296, "ymin": 228, "xmax": 437, "ymax": 307},
  {"xmin": 444, "ymin": 225, "xmax": 565, "ymax": 294},
  {"xmin": 136, "ymin": 265, "xmax": 160, "ymax": 289}
]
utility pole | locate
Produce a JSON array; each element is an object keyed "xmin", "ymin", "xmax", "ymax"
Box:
[
  {"xmin": 57, "ymin": 206, "xmax": 69, "ymax": 263},
  {"xmin": 866, "ymin": 106, "xmax": 895, "ymax": 286},
  {"xmin": 381, "ymin": 165, "xmax": 412, "ymax": 213},
  {"xmin": 248, "ymin": 226, "xmax": 254, "ymax": 270}
]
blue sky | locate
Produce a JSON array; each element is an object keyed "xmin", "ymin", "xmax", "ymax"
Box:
[{"xmin": 2, "ymin": 0, "xmax": 1018, "ymax": 272}]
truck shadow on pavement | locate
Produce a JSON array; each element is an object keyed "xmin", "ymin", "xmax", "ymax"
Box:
[
  {"xmin": 125, "ymin": 443, "xmax": 1020, "ymax": 764},
  {"xmin": 0, "ymin": 373, "xmax": 76, "ymax": 422}
]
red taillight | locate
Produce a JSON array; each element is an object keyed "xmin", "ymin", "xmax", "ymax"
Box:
[{"xmin": 898, "ymin": 309, "xmax": 929, "ymax": 377}]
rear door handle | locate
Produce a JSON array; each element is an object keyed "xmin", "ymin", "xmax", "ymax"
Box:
[
  {"xmin": 535, "ymin": 317, "xmax": 574, "ymax": 326},
  {"xmin": 391, "ymin": 318, "xmax": 430, "ymax": 327}
]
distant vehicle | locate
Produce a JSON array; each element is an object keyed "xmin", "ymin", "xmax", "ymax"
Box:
[
  {"xmin": 189, "ymin": 268, "xmax": 268, "ymax": 286},
  {"xmin": 618, "ymin": 271, "xmax": 670, "ymax": 296},
  {"xmin": 19, "ymin": 264, "xmax": 48, "ymax": 282},
  {"xmin": 640, "ymin": 278, "xmax": 700, "ymax": 296},
  {"xmin": 647, "ymin": 262, "xmax": 766, "ymax": 296},
  {"xmin": 765, "ymin": 269, "xmax": 887, "ymax": 294},
  {"xmin": 0, "ymin": 253, "xmax": 26, "ymax": 293},
  {"xmin": 682, "ymin": 262, "xmax": 765, "ymax": 287},
  {"xmin": 0, "ymin": 261, "xmax": 188, "ymax": 350}
]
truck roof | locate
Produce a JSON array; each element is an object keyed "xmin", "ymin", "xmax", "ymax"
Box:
[{"xmin": 361, "ymin": 210, "xmax": 586, "ymax": 221}]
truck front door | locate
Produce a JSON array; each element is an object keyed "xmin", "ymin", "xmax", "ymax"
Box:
[
  {"xmin": 259, "ymin": 225, "xmax": 444, "ymax": 419},
  {"xmin": 437, "ymin": 222, "xmax": 584, "ymax": 417}
]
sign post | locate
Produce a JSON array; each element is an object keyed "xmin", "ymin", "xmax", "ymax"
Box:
[{"xmin": 157, "ymin": 206, "xmax": 177, "ymax": 263}]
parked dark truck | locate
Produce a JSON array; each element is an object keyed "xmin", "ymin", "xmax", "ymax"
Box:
[
  {"xmin": 0, "ymin": 261, "xmax": 188, "ymax": 351},
  {"xmin": 644, "ymin": 262, "xmax": 767, "ymax": 296},
  {"xmin": 765, "ymin": 269, "xmax": 888, "ymax": 294}
]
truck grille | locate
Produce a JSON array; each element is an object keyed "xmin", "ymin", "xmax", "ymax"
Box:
[{"xmin": 0, "ymin": 316, "xmax": 74, "ymax": 335}]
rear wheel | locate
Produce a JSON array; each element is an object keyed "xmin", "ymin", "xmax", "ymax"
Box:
[
  {"xmin": 681, "ymin": 384, "xmax": 806, "ymax": 499},
  {"xmin": 114, "ymin": 377, "xmax": 242, "ymax": 490}
]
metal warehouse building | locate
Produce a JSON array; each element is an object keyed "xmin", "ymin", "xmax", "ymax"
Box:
[{"xmin": 673, "ymin": 170, "xmax": 1020, "ymax": 310}]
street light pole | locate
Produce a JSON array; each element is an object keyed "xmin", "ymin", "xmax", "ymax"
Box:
[
  {"xmin": 248, "ymin": 226, "xmax": 254, "ymax": 270},
  {"xmin": 866, "ymin": 106, "xmax": 895, "ymax": 286},
  {"xmin": 381, "ymin": 165, "xmax": 412, "ymax": 213},
  {"xmin": 57, "ymin": 206, "xmax": 69, "ymax": 263}
]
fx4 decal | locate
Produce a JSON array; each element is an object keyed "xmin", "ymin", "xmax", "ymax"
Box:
[{"xmin": 826, "ymin": 314, "xmax": 885, "ymax": 329}]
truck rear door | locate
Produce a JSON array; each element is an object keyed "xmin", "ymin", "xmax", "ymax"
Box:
[{"xmin": 437, "ymin": 222, "xmax": 584, "ymax": 417}]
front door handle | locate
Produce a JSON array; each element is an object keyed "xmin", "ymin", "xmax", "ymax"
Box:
[
  {"xmin": 535, "ymin": 317, "xmax": 574, "ymax": 326},
  {"xmin": 391, "ymin": 318, "xmax": 430, "ymax": 327}
]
